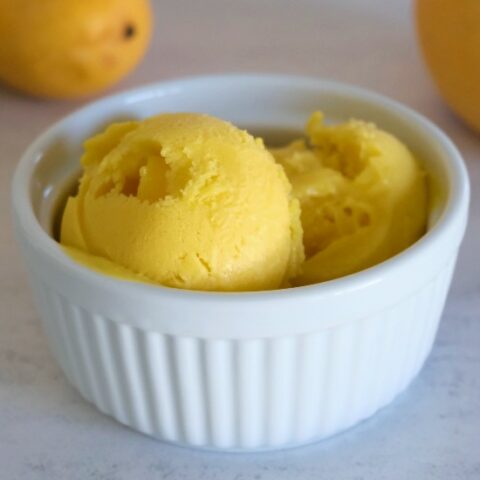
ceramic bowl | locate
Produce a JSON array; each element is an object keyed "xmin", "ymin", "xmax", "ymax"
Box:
[{"xmin": 11, "ymin": 74, "xmax": 470, "ymax": 451}]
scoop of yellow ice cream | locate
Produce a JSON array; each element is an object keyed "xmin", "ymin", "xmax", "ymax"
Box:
[
  {"xmin": 270, "ymin": 112, "xmax": 427, "ymax": 285},
  {"xmin": 61, "ymin": 113, "xmax": 304, "ymax": 291}
]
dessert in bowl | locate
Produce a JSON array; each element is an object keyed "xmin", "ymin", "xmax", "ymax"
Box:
[
  {"xmin": 12, "ymin": 74, "xmax": 469, "ymax": 451},
  {"xmin": 58, "ymin": 109, "xmax": 427, "ymax": 290}
]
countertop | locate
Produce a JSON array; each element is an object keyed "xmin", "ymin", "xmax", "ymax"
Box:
[{"xmin": 1, "ymin": 1, "xmax": 479, "ymax": 478}]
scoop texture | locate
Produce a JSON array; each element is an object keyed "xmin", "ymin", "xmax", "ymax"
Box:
[
  {"xmin": 271, "ymin": 112, "xmax": 427, "ymax": 285},
  {"xmin": 61, "ymin": 113, "xmax": 304, "ymax": 291}
]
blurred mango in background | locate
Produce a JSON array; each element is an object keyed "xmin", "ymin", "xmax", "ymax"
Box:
[
  {"xmin": 0, "ymin": 0, "xmax": 152, "ymax": 99},
  {"xmin": 416, "ymin": 0, "xmax": 480, "ymax": 133}
]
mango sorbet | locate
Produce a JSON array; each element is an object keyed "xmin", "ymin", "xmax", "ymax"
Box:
[
  {"xmin": 60, "ymin": 113, "xmax": 304, "ymax": 291},
  {"xmin": 270, "ymin": 112, "xmax": 427, "ymax": 285},
  {"xmin": 60, "ymin": 111, "xmax": 427, "ymax": 290}
]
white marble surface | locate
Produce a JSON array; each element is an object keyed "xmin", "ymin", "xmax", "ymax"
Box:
[{"xmin": 1, "ymin": 1, "xmax": 480, "ymax": 478}]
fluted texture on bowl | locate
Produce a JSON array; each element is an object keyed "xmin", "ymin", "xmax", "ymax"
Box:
[{"xmin": 29, "ymin": 256, "xmax": 455, "ymax": 451}]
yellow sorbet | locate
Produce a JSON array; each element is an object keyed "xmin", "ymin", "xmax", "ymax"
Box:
[
  {"xmin": 60, "ymin": 113, "xmax": 304, "ymax": 291},
  {"xmin": 270, "ymin": 112, "xmax": 427, "ymax": 285}
]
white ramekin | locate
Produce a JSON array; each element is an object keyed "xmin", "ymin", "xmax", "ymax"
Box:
[{"xmin": 12, "ymin": 75, "xmax": 469, "ymax": 451}]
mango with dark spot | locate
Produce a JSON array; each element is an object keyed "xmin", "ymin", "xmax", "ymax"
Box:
[{"xmin": 0, "ymin": 0, "xmax": 152, "ymax": 99}]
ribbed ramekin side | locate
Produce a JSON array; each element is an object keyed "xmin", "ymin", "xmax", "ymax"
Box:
[
  {"xmin": 29, "ymin": 272, "xmax": 76, "ymax": 387},
  {"xmin": 291, "ymin": 256, "xmax": 456, "ymax": 446},
  {"xmin": 28, "ymin": 257, "xmax": 456, "ymax": 450}
]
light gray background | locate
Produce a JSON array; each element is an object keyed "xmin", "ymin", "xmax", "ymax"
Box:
[{"xmin": 1, "ymin": 1, "xmax": 479, "ymax": 478}]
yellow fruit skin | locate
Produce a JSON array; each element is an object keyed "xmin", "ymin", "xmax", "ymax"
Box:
[
  {"xmin": 416, "ymin": 0, "xmax": 480, "ymax": 131},
  {"xmin": 0, "ymin": 0, "xmax": 152, "ymax": 99}
]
